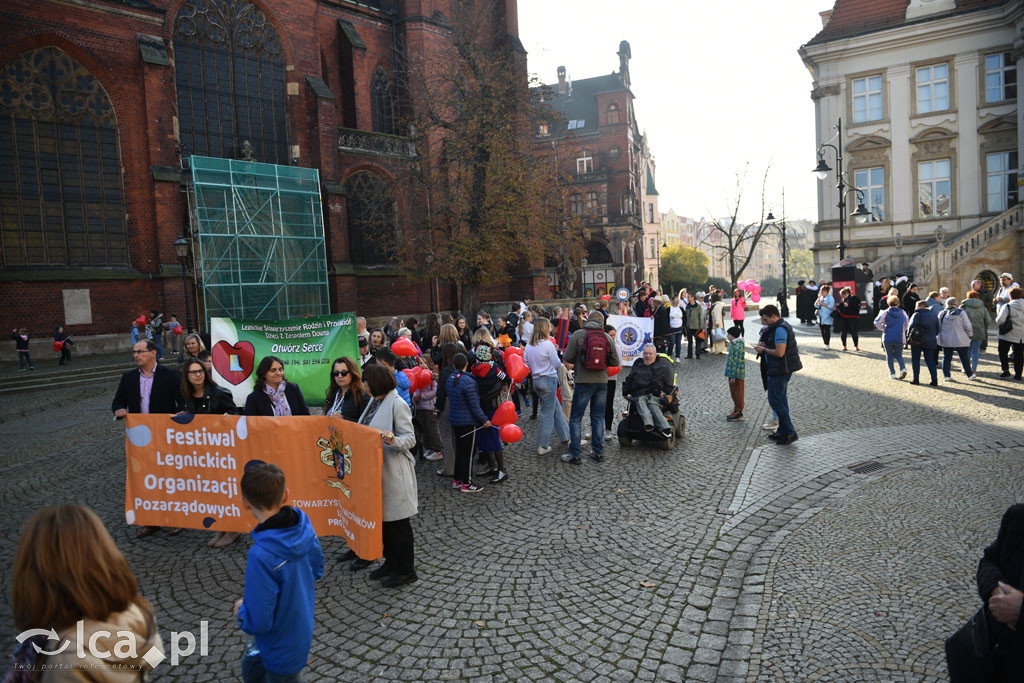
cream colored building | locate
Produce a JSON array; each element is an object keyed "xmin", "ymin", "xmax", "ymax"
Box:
[{"xmin": 800, "ymin": 0, "xmax": 1023, "ymax": 295}]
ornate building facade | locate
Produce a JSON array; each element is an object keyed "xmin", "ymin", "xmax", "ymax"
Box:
[
  {"xmin": 800, "ymin": 0, "xmax": 1023, "ymax": 293},
  {"xmin": 0, "ymin": 0, "xmax": 520, "ymax": 343}
]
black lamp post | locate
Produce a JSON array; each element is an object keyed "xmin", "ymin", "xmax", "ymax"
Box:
[
  {"xmin": 766, "ymin": 207, "xmax": 789, "ymax": 318},
  {"xmin": 173, "ymin": 236, "xmax": 194, "ymax": 333},
  {"xmin": 814, "ymin": 117, "xmax": 872, "ymax": 262}
]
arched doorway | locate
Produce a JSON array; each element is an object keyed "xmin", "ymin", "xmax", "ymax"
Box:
[{"xmin": 582, "ymin": 241, "xmax": 614, "ymax": 297}]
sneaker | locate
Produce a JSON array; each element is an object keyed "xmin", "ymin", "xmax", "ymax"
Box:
[
  {"xmin": 660, "ymin": 428, "xmax": 673, "ymax": 438},
  {"xmin": 899, "ymin": 369, "xmax": 907, "ymax": 380},
  {"xmin": 537, "ymin": 446, "xmax": 552, "ymax": 455},
  {"xmin": 726, "ymin": 412, "xmax": 744, "ymax": 422},
  {"xmin": 604, "ymin": 432, "xmax": 615, "ymax": 441},
  {"xmin": 967, "ymin": 374, "xmax": 979, "ymax": 381},
  {"xmin": 842, "ymin": 346, "xmax": 847, "ymax": 351},
  {"xmin": 910, "ymin": 379, "xmax": 920, "ymax": 385},
  {"xmin": 767, "ymin": 431, "xmax": 783, "ymax": 441},
  {"xmin": 889, "ymin": 373, "xmax": 897, "ymax": 379},
  {"xmin": 451, "ymin": 479, "xmax": 463, "ymax": 489},
  {"xmin": 929, "ymin": 379, "xmax": 938, "ymax": 386},
  {"xmin": 424, "ymin": 450, "xmax": 443, "ymax": 461},
  {"xmin": 490, "ymin": 471, "xmax": 508, "ymax": 484},
  {"xmin": 855, "ymin": 346, "xmax": 860, "ymax": 351},
  {"xmin": 761, "ymin": 420, "xmax": 779, "ymax": 431},
  {"xmin": 578, "ymin": 439, "xmax": 588, "ymax": 447},
  {"xmin": 460, "ymin": 482, "xmax": 484, "ymax": 493},
  {"xmin": 1000, "ymin": 372, "xmax": 1011, "ymax": 378},
  {"xmin": 560, "ymin": 454, "xmax": 582, "ymax": 465},
  {"xmin": 775, "ymin": 433, "xmax": 799, "ymax": 445},
  {"xmin": 589, "ymin": 453, "xmax": 604, "ymax": 462},
  {"xmin": 945, "ymin": 376, "xmax": 956, "ymax": 383}
]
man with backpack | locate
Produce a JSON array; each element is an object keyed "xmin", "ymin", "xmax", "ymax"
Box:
[{"xmin": 561, "ymin": 311, "xmax": 621, "ymax": 464}]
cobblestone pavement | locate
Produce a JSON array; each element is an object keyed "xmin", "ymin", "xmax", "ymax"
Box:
[{"xmin": 0, "ymin": 317, "xmax": 1021, "ymax": 681}]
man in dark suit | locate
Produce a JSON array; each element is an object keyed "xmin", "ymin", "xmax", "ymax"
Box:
[
  {"xmin": 112, "ymin": 338, "xmax": 183, "ymax": 539},
  {"xmin": 112, "ymin": 339, "xmax": 183, "ymax": 416}
]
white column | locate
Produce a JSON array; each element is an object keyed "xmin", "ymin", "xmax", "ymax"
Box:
[
  {"xmin": 888, "ymin": 65, "xmax": 912, "ymax": 223},
  {"xmin": 955, "ymin": 52, "xmax": 980, "ymax": 217}
]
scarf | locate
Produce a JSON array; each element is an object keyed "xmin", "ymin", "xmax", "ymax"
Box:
[
  {"xmin": 264, "ymin": 381, "xmax": 292, "ymax": 417},
  {"xmin": 3, "ymin": 635, "xmax": 45, "ymax": 683}
]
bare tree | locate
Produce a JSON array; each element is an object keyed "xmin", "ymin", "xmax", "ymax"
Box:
[{"xmin": 700, "ymin": 163, "xmax": 774, "ymax": 286}]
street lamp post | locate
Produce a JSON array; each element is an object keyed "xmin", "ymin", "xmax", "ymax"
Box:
[
  {"xmin": 814, "ymin": 117, "xmax": 872, "ymax": 262},
  {"xmin": 580, "ymin": 257, "xmax": 588, "ymax": 298},
  {"xmin": 173, "ymin": 236, "xmax": 194, "ymax": 334}
]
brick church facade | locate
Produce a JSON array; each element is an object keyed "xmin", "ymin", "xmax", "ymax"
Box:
[{"xmin": 0, "ymin": 0, "xmax": 525, "ymax": 343}]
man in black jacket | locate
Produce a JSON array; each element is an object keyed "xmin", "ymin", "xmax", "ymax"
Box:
[
  {"xmin": 112, "ymin": 339, "xmax": 183, "ymax": 416},
  {"xmin": 652, "ymin": 295, "xmax": 671, "ymax": 353},
  {"xmin": 112, "ymin": 339, "xmax": 183, "ymax": 538},
  {"xmin": 622, "ymin": 344, "xmax": 674, "ymax": 437}
]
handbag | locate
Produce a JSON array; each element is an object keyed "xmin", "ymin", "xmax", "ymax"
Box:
[
  {"xmin": 697, "ymin": 328, "xmax": 706, "ymax": 341},
  {"xmin": 944, "ymin": 606, "xmax": 1000, "ymax": 682},
  {"xmin": 711, "ymin": 327, "xmax": 727, "ymax": 344},
  {"xmin": 999, "ymin": 315, "xmax": 1013, "ymax": 335}
]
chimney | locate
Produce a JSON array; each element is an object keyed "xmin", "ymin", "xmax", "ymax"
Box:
[
  {"xmin": 617, "ymin": 40, "xmax": 631, "ymax": 88},
  {"xmin": 557, "ymin": 66, "xmax": 566, "ymax": 94},
  {"xmin": 819, "ymin": 10, "xmax": 832, "ymax": 27}
]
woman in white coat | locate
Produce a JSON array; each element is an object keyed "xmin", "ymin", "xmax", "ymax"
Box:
[{"xmin": 358, "ymin": 363, "xmax": 419, "ymax": 588}]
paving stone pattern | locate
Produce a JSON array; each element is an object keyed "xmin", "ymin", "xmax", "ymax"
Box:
[{"xmin": 0, "ymin": 323, "xmax": 1021, "ymax": 681}]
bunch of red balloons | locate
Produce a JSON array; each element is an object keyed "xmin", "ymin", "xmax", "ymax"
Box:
[
  {"xmin": 737, "ymin": 279, "xmax": 763, "ymax": 304},
  {"xmin": 490, "ymin": 399, "xmax": 523, "ymax": 444},
  {"xmin": 401, "ymin": 366, "xmax": 434, "ymax": 392}
]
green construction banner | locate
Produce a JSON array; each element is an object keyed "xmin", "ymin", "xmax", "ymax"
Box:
[{"xmin": 209, "ymin": 313, "xmax": 359, "ymax": 408}]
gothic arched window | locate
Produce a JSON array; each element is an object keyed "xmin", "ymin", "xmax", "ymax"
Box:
[
  {"xmin": 173, "ymin": 0, "xmax": 288, "ymax": 163},
  {"xmin": 606, "ymin": 102, "xmax": 620, "ymax": 125},
  {"xmin": 345, "ymin": 171, "xmax": 394, "ymax": 264},
  {"xmin": 371, "ymin": 67, "xmax": 397, "ymax": 135},
  {"xmin": 0, "ymin": 47, "xmax": 127, "ymax": 266}
]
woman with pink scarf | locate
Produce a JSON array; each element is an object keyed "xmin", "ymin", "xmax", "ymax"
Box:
[{"xmin": 244, "ymin": 356, "xmax": 310, "ymax": 416}]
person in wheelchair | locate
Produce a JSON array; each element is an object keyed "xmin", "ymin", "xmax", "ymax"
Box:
[{"xmin": 622, "ymin": 344, "xmax": 675, "ymax": 438}]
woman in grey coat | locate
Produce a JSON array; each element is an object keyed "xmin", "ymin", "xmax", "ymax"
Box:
[
  {"xmin": 995, "ymin": 287, "xmax": 1024, "ymax": 379},
  {"xmin": 937, "ymin": 297, "xmax": 975, "ymax": 382},
  {"xmin": 960, "ymin": 291, "xmax": 992, "ymax": 373},
  {"xmin": 358, "ymin": 363, "xmax": 419, "ymax": 588}
]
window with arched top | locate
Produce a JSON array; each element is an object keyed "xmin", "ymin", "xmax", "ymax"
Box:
[
  {"xmin": 371, "ymin": 67, "xmax": 398, "ymax": 135},
  {"xmin": 606, "ymin": 102, "xmax": 620, "ymax": 125},
  {"xmin": 0, "ymin": 47, "xmax": 127, "ymax": 266},
  {"xmin": 173, "ymin": 0, "xmax": 288, "ymax": 163},
  {"xmin": 345, "ymin": 171, "xmax": 394, "ymax": 264}
]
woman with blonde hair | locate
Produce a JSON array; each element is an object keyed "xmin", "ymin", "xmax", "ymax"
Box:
[
  {"xmin": 9, "ymin": 505, "xmax": 164, "ymax": 679},
  {"xmin": 524, "ymin": 318, "xmax": 569, "ymax": 455}
]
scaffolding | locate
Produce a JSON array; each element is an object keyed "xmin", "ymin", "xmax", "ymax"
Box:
[{"xmin": 188, "ymin": 156, "xmax": 330, "ymax": 325}]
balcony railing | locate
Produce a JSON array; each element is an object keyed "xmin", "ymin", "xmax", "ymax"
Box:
[
  {"xmin": 337, "ymin": 128, "xmax": 416, "ymax": 159},
  {"xmin": 913, "ymin": 203, "xmax": 1022, "ymax": 284}
]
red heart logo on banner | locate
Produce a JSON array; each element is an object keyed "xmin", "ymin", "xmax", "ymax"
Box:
[{"xmin": 212, "ymin": 341, "xmax": 255, "ymax": 386}]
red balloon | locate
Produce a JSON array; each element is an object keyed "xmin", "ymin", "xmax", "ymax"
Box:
[
  {"xmin": 504, "ymin": 346, "xmax": 523, "ymax": 358},
  {"xmin": 499, "ymin": 423, "xmax": 523, "ymax": 444},
  {"xmin": 53, "ymin": 341, "xmax": 63, "ymax": 352},
  {"xmin": 173, "ymin": 327, "xmax": 184, "ymax": 335},
  {"xmin": 492, "ymin": 400, "xmax": 518, "ymax": 426},
  {"xmin": 506, "ymin": 353, "xmax": 530, "ymax": 383},
  {"xmin": 401, "ymin": 368, "xmax": 418, "ymax": 389},
  {"xmin": 601, "ymin": 294, "xmax": 611, "ymax": 300},
  {"xmin": 416, "ymin": 366, "xmax": 433, "ymax": 390},
  {"xmin": 135, "ymin": 316, "xmax": 147, "ymax": 326},
  {"xmin": 391, "ymin": 337, "xmax": 418, "ymax": 357},
  {"xmin": 607, "ymin": 365, "xmax": 621, "ymax": 377}
]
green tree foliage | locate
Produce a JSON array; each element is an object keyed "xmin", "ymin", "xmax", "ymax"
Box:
[
  {"xmin": 659, "ymin": 245, "xmax": 709, "ymax": 294},
  {"xmin": 787, "ymin": 248, "xmax": 815, "ymax": 283}
]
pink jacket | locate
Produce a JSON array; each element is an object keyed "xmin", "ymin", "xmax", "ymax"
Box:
[
  {"xmin": 730, "ymin": 297, "xmax": 746, "ymax": 321},
  {"xmin": 413, "ymin": 379, "xmax": 437, "ymax": 410}
]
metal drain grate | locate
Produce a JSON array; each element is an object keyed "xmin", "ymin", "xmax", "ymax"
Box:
[{"xmin": 849, "ymin": 461, "xmax": 886, "ymax": 475}]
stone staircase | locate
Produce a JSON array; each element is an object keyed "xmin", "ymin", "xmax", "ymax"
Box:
[{"xmin": 869, "ymin": 203, "xmax": 1023, "ymax": 288}]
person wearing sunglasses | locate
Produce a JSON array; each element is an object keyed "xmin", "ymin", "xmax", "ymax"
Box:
[{"xmin": 324, "ymin": 357, "xmax": 369, "ymax": 422}]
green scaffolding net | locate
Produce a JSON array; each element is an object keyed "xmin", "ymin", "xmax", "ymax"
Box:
[{"xmin": 189, "ymin": 156, "xmax": 330, "ymax": 325}]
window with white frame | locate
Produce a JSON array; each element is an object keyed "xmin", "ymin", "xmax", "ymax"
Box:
[
  {"xmin": 918, "ymin": 159, "xmax": 951, "ymax": 217},
  {"xmin": 916, "ymin": 63, "xmax": 949, "ymax": 113},
  {"xmin": 567, "ymin": 119, "xmax": 586, "ymax": 130},
  {"xmin": 647, "ymin": 202, "xmax": 654, "ymax": 223},
  {"xmin": 986, "ymin": 151, "xmax": 1019, "ymax": 213},
  {"xmin": 576, "ymin": 150, "xmax": 593, "ymax": 174},
  {"xmin": 985, "ymin": 53, "xmax": 1017, "ymax": 103},
  {"xmin": 852, "ymin": 75, "xmax": 883, "ymax": 123},
  {"xmin": 854, "ymin": 167, "xmax": 886, "ymax": 221}
]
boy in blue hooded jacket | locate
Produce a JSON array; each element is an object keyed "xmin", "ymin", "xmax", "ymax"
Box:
[{"xmin": 234, "ymin": 462, "xmax": 324, "ymax": 682}]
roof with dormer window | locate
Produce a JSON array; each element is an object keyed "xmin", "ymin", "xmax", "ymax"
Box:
[{"xmin": 805, "ymin": 0, "xmax": 1009, "ymax": 46}]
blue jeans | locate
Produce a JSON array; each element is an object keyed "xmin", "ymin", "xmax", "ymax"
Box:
[
  {"xmin": 765, "ymin": 375, "xmax": 795, "ymax": 437},
  {"xmin": 669, "ymin": 329, "xmax": 683, "ymax": 358},
  {"xmin": 911, "ymin": 346, "xmax": 937, "ymax": 382},
  {"xmin": 883, "ymin": 342, "xmax": 905, "ymax": 374},
  {"xmin": 242, "ymin": 649, "xmax": 303, "ymax": 683},
  {"xmin": 942, "ymin": 346, "xmax": 973, "ymax": 378},
  {"xmin": 569, "ymin": 382, "xmax": 606, "ymax": 457},
  {"xmin": 968, "ymin": 340, "xmax": 982, "ymax": 373},
  {"xmin": 534, "ymin": 375, "xmax": 568, "ymax": 448}
]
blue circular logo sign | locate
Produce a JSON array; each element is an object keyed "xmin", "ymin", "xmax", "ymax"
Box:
[
  {"xmin": 615, "ymin": 287, "xmax": 630, "ymax": 302},
  {"xmin": 617, "ymin": 320, "xmax": 646, "ymax": 360}
]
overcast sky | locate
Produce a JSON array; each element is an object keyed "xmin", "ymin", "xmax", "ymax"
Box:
[{"xmin": 518, "ymin": 0, "xmax": 831, "ymax": 225}]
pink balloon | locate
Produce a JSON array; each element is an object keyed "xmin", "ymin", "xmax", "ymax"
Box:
[
  {"xmin": 751, "ymin": 293, "xmax": 761, "ymax": 303},
  {"xmin": 737, "ymin": 282, "xmax": 746, "ymax": 291}
]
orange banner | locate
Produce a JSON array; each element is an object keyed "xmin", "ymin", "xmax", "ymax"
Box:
[{"xmin": 124, "ymin": 414, "xmax": 383, "ymax": 559}]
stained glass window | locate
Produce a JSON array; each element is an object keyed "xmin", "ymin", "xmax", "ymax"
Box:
[
  {"xmin": 345, "ymin": 171, "xmax": 395, "ymax": 264},
  {"xmin": 370, "ymin": 68, "xmax": 397, "ymax": 136},
  {"xmin": 173, "ymin": 0, "xmax": 288, "ymax": 164},
  {"xmin": 0, "ymin": 47, "xmax": 127, "ymax": 266}
]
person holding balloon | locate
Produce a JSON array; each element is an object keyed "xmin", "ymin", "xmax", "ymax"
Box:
[
  {"xmin": 446, "ymin": 353, "xmax": 492, "ymax": 493},
  {"xmin": 469, "ymin": 339, "xmax": 510, "ymax": 484},
  {"xmin": 731, "ymin": 288, "xmax": 748, "ymax": 336},
  {"xmin": 54, "ymin": 324, "xmax": 74, "ymax": 365},
  {"xmin": 412, "ymin": 356, "xmax": 443, "ymax": 462}
]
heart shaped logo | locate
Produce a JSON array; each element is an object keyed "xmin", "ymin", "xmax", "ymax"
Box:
[{"xmin": 212, "ymin": 341, "xmax": 255, "ymax": 386}]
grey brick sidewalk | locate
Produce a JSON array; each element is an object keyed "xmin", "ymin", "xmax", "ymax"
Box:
[{"xmin": 0, "ymin": 336, "xmax": 1020, "ymax": 681}]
